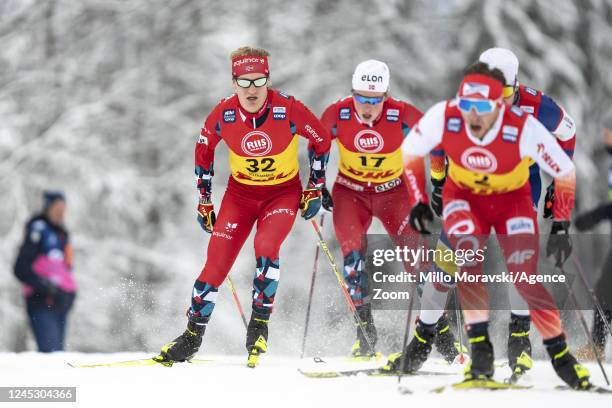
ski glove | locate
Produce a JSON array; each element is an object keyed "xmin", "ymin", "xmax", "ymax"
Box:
[
  {"xmin": 431, "ymin": 178, "xmax": 444, "ymax": 217},
  {"xmin": 546, "ymin": 221, "xmax": 572, "ymax": 267},
  {"xmin": 321, "ymin": 185, "xmax": 333, "ymax": 212},
  {"xmin": 300, "ymin": 188, "xmax": 322, "ymax": 220},
  {"xmin": 409, "ymin": 202, "xmax": 434, "ymax": 234},
  {"xmin": 197, "ymin": 201, "xmax": 216, "ymax": 233},
  {"xmin": 543, "ymin": 182, "xmax": 555, "ymax": 219}
]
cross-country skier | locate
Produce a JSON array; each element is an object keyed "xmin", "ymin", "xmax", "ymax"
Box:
[
  {"xmin": 397, "ymin": 62, "xmax": 590, "ymax": 389},
  {"xmin": 386, "ymin": 48, "xmax": 578, "ymax": 377},
  {"xmin": 320, "ymin": 60, "xmax": 447, "ymax": 359},
  {"xmin": 155, "ymin": 46, "xmax": 331, "ymax": 367}
]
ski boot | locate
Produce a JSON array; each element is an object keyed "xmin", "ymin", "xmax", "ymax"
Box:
[
  {"xmin": 464, "ymin": 335, "xmax": 495, "ymax": 381},
  {"xmin": 382, "ymin": 318, "xmax": 436, "ymax": 373},
  {"xmin": 545, "ymin": 335, "xmax": 591, "ymax": 389},
  {"xmin": 153, "ymin": 321, "xmax": 205, "ymax": 366},
  {"xmin": 507, "ymin": 314, "xmax": 533, "ymax": 381},
  {"xmin": 434, "ymin": 314, "xmax": 468, "ymax": 364},
  {"xmin": 246, "ymin": 312, "xmax": 269, "ymax": 368},
  {"xmin": 350, "ymin": 304, "xmax": 379, "ymax": 360}
]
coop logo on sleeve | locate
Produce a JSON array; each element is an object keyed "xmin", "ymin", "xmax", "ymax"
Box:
[
  {"xmin": 446, "ymin": 117, "xmax": 462, "ymax": 133},
  {"xmin": 386, "ymin": 108, "xmax": 399, "ymax": 122},
  {"xmin": 354, "ymin": 129, "xmax": 384, "ymax": 153},
  {"xmin": 339, "ymin": 108, "xmax": 351, "ymax": 121},
  {"xmin": 241, "ymin": 131, "xmax": 272, "ymax": 156},
  {"xmin": 273, "ymin": 106, "xmax": 286, "ymax": 120},
  {"xmin": 461, "ymin": 147, "xmax": 497, "ymax": 172},
  {"xmin": 223, "ymin": 109, "xmax": 236, "ymax": 123},
  {"xmin": 502, "ymin": 125, "xmax": 518, "ymax": 143}
]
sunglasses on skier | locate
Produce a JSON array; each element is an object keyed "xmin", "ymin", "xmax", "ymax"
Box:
[
  {"xmin": 502, "ymin": 85, "xmax": 516, "ymax": 98},
  {"xmin": 457, "ymin": 97, "xmax": 497, "ymax": 115},
  {"xmin": 502, "ymin": 78, "xmax": 519, "ymax": 99},
  {"xmin": 353, "ymin": 93, "xmax": 385, "ymax": 105},
  {"xmin": 234, "ymin": 76, "xmax": 269, "ymax": 88}
]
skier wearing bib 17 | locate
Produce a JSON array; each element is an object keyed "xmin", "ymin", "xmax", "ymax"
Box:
[
  {"xmin": 320, "ymin": 60, "xmax": 439, "ymax": 358},
  {"xmin": 400, "ymin": 62, "xmax": 590, "ymax": 390},
  {"xmin": 155, "ymin": 46, "xmax": 331, "ymax": 367}
]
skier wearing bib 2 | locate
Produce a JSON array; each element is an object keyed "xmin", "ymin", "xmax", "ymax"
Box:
[
  {"xmin": 400, "ymin": 62, "xmax": 590, "ymax": 390},
  {"xmin": 388, "ymin": 48, "xmax": 578, "ymax": 377},
  {"xmin": 320, "ymin": 60, "xmax": 439, "ymax": 358},
  {"xmin": 155, "ymin": 47, "xmax": 331, "ymax": 367}
]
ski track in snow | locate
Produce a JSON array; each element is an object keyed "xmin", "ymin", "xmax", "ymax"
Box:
[{"xmin": 0, "ymin": 352, "xmax": 610, "ymax": 407}]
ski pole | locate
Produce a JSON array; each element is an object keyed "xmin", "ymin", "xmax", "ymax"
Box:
[
  {"xmin": 301, "ymin": 214, "xmax": 325, "ymax": 359},
  {"xmin": 571, "ymin": 255, "xmax": 612, "ymax": 342},
  {"xmin": 558, "ymin": 266, "xmax": 609, "ymax": 385},
  {"xmin": 308, "ymin": 219, "xmax": 376, "ymax": 355},
  {"xmin": 453, "ymin": 287, "xmax": 467, "ymax": 363},
  {"xmin": 227, "ymin": 275, "xmax": 248, "ymax": 330},
  {"xmin": 398, "ymin": 234, "xmax": 426, "ymax": 389},
  {"xmin": 397, "ymin": 282, "xmax": 417, "ymax": 388}
]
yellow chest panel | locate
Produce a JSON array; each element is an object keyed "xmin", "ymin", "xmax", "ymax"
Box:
[
  {"xmin": 336, "ymin": 140, "xmax": 403, "ymax": 183},
  {"xmin": 229, "ymin": 136, "xmax": 299, "ymax": 185},
  {"xmin": 448, "ymin": 157, "xmax": 533, "ymax": 195}
]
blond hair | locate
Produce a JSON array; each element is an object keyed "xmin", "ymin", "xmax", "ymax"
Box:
[{"xmin": 230, "ymin": 46, "xmax": 270, "ymax": 60}]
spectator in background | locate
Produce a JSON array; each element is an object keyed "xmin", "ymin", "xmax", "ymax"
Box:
[
  {"xmin": 575, "ymin": 109, "xmax": 612, "ymax": 359},
  {"xmin": 13, "ymin": 191, "xmax": 76, "ymax": 352}
]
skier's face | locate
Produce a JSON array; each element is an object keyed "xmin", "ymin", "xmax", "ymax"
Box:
[
  {"xmin": 46, "ymin": 200, "xmax": 66, "ymax": 226},
  {"xmin": 460, "ymin": 103, "xmax": 500, "ymax": 139},
  {"xmin": 233, "ymin": 73, "xmax": 269, "ymax": 113},
  {"xmin": 353, "ymin": 91, "xmax": 387, "ymax": 124}
]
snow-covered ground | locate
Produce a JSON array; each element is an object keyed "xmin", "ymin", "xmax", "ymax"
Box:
[{"xmin": 1, "ymin": 352, "xmax": 610, "ymax": 407}]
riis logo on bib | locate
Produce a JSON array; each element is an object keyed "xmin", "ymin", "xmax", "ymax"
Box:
[
  {"xmin": 354, "ymin": 129, "xmax": 384, "ymax": 153},
  {"xmin": 461, "ymin": 147, "xmax": 497, "ymax": 172},
  {"xmin": 241, "ymin": 131, "xmax": 272, "ymax": 156}
]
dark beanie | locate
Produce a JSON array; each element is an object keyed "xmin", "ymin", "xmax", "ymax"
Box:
[{"xmin": 43, "ymin": 190, "xmax": 65, "ymax": 210}]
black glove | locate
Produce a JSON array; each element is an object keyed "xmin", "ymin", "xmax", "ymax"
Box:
[
  {"xmin": 546, "ymin": 221, "xmax": 572, "ymax": 267},
  {"xmin": 543, "ymin": 182, "xmax": 554, "ymax": 219},
  {"xmin": 409, "ymin": 202, "xmax": 434, "ymax": 234},
  {"xmin": 321, "ymin": 185, "xmax": 333, "ymax": 212},
  {"xmin": 431, "ymin": 178, "xmax": 444, "ymax": 217}
]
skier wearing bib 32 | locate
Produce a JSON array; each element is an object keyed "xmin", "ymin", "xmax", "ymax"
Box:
[
  {"xmin": 390, "ymin": 48, "xmax": 579, "ymax": 377},
  {"xmin": 320, "ymin": 60, "xmax": 436, "ymax": 358},
  {"xmin": 155, "ymin": 47, "xmax": 330, "ymax": 367},
  {"xmin": 400, "ymin": 62, "xmax": 590, "ymax": 389}
]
